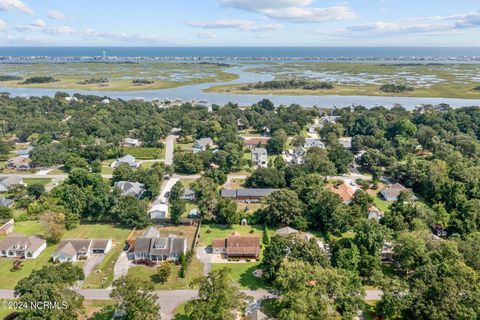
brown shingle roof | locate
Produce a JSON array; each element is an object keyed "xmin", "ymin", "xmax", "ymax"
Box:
[
  {"xmin": 226, "ymin": 235, "xmax": 260, "ymax": 256},
  {"xmin": 243, "ymin": 138, "xmax": 269, "ymax": 146},
  {"xmin": 329, "ymin": 182, "xmax": 355, "ymax": 202},
  {"xmin": 212, "ymin": 238, "xmax": 226, "ymax": 248}
]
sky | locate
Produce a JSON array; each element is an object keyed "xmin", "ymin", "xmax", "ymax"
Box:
[{"xmin": 0, "ymin": 0, "xmax": 480, "ymax": 46}]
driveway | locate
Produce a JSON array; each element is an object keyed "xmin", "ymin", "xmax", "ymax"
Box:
[
  {"xmin": 195, "ymin": 246, "xmax": 212, "ymax": 275},
  {"xmin": 83, "ymin": 254, "xmax": 105, "ymax": 278},
  {"xmin": 113, "ymin": 251, "xmax": 132, "ymax": 281},
  {"xmin": 164, "ymin": 134, "xmax": 178, "ymax": 166}
]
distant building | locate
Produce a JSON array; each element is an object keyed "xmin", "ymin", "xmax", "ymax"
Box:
[
  {"xmin": 114, "ymin": 181, "xmax": 145, "ymax": 198},
  {"xmin": 381, "ymin": 242, "xmax": 394, "ymax": 262},
  {"xmin": 304, "ymin": 138, "xmax": 325, "ymax": 149},
  {"xmin": 0, "ymin": 219, "xmax": 14, "ymax": 235},
  {"xmin": 101, "ymin": 99, "xmax": 110, "ymax": 104},
  {"xmin": 15, "ymin": 146, "xmax": 34, "ymax": 157},
  {"xmin": 6, "ymin": 156, "xmax": 31, "ymax": 171},
  {"xmin": 65, "ymin": 96, "xmax": 79, "ymax": 102},
  {"xmin": 251, "ymin": 148, "xmax": 268, "ymax": 168},
  {"xmin": 122, "ymin": 138, "xmax": 141, "ymax": 147},
  {"xmin": 220, "ymin": 188, "xmax": 276, "ymax": 202},
  {"xmin": 149, "ymin": 203, "xmax": 169, "ymax": 219},
  {"xmin": 307, "ymin": 123, "xmax": 323, "ymax": 134},
  {"xmin": 112, "ymin": 154, "xmax": 140, "ymax": 169},
  {"xmin": 368, "ymin": 206, "xmax": 384, "ymax": 222},
  {"xmin": 0, "ymin": 176, "xmax": 24, "ymax": 193},
  {"xmin": 0, "ymin": 234, "xmax": 46, "ymax": 259},
  {"xmin": 339, "ymin": 137, "xmax": 352, "ymax": 149},
  {"xmin": 0, "ymin": 196, "xmax": 14, "ymax": 208},
  {"xmin": 193, "ymin": 137, "xmax": 214, "ymax": 152},
  {"xmin": 243, "ymin": 137, "xmax": 269, "ymax": 149},
  {"xmin": 52, "ymin": 239, "xmax": 112, "ymax": 263},
  {"xmin": 381, "ymin": 183, "xmax": 414, "ymax": 201},
  {"xmin": 329, "ymin": 182, "xmax": 355, "ymax": 204},
  {"xmin": 133, "ymin": 227, "xmax": 187, "ymax": 262},
  {"xmin": 212, "ymin": 232, "xmax": 260, "ymax": 258},
  {"xmin": 181, "ymin": 189, "xmax": 196, "ymax": 201},
  {"xmin": 276, "ymin": 226, "xmax": 299, "ymax": 237}
]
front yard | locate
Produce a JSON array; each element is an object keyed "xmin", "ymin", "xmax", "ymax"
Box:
[
  {"xmin": 211, "ymin": 262, "xmax": 269, "ymax": 289},
  {"xmin": 198, "ymin": 223, "xmax": 271, "ymax": 247}
]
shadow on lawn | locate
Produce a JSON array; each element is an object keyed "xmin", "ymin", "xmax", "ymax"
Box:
[{"xmin": 238, "ymin": 264, "xmax": 269, "ymax": 290}]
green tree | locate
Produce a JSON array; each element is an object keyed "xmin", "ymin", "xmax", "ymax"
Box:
[
  {"xmin": 111, "ymin": 276, "xmax": 160, "ymax": 320},
  {"xmin": 264, "ymin": 190, "xmax": 306, "ymax": 229},
  {"xmin": 27, "ymin": 183, "xmax": 45, "ymax": 200},
  {"xmin": 0, "ymin": 206, "xmax": 13, "ymax": 219},
  {"xmin": 174, "ymin": 152, "xmax": 203, "ymax": 174},
  {"xmin": 267, "ymin": 129, "xmax": 287, "ymax": 154},
  {"xmin": 156, "ymin": 262, "xmax": 174, "ymax": 283},
  {"xmin": 112, "ymin": 196, "xmax": 150, "ymax": 228}
]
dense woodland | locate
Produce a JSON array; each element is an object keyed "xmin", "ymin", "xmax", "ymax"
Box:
[{"xmin": 1, "ymin": 93, "xmax": 480, "ymax": 319}]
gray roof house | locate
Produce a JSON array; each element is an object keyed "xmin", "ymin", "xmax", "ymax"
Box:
[
  {"xmin": 114, "ymin": 181, "xmax": 145, "ymax": 198},
  {"xmin": 0, "ymin": 233, "xmax": 46, "ymax": 259},
  {"xmin": 220, "ymin": 188, "xmax": 276, "ymax": 201},
  {"xmin": 133, "ymin": 228, "xmax": 187, "ymax": 262},
  {"xmin": 112, "ymin": 154, "xmax": 140, "ymax": 169},
  {"xmin": 304, "ymin": 138, "xmax": 325, "ymax": 149},
  {"xmin": 149, "ymin": 203, "xmax": 169, "ymax": 219},
  {"xmin": 276, "ymin": 227, "xmax": 299, "ymax": 236},
  {"xmin": 0, "ymin": 176, "xmax": 24, "ymax": 193},
  {"xmin": 381, "ymin": 183, "xmax": 415, "ymax": 201},
  {"xmin": 0, "ymin": 196, "xmax": 14, "ymax": 208},
  {"xmin": 15, "ymin": 146, "xmax": 34, "ymax": 157},
  {"xmin": 193, "ymin": 137, "xmax": 214, "ymax": 152},
  {"xmin": 251, "ymin": 148, "xmax": 268, "ymax": 168}
]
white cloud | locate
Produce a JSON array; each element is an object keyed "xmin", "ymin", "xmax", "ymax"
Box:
[
  {"xmin": 30, "ymin": 19, "xmax": 45, "ymax": 27},
  {"xmin": 193, "ymin": 31, "xmax": 216, "ymax": 39},
  {"xmin": 47, "ymin": 10, "xmax": 70, "ymax": 20},
  {"xmin": 0, "ymin": 0, "xmax": 33, "ymax": 14},
  {"xmin": 264, "ymin": 6, "xmax": 356, "ymax": 23},
  {"xmin": 218, "ymin": 0, "xmax": 355, "ymax": 23},
  {"xmin": 188, "ymin": 19, "xmax": 283, "ymax": 32},
  {"xmin": 0, "ymin": 19, "xmax": 7, "ymax": 31}
]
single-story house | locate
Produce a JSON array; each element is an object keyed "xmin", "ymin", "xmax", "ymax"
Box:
[
  {"xmin": 15, "ymin": 146, "xmax": 34, "ymax": 157},
  {"xmin": 112, "ymin": 154, "xmax": 140, "ymax": 169},
  {"xmin": 122, "ymin": 138, "xmax": 141, "ymax": 147},
  {"xmin": 149, "ymin": 203, "xmax": 169, "ymax": 219},
  {"xmin": 329, "ymin": 182, "xmax": 355, "ymax": 204},
  {"xmin": 368, "ymin": 206, "xmax": 384, "ymax": 222},
  {"xmin": 133, "ymin": 227, "xmax": 187, "ymax": 262},
  {"xmin": 0, "ymin": 234, "xmax": 46, "ymax": 259},
  {"xmin": 114, "ymin": 181, "xmax": 145, "ymax": 198},
  {"xmin": 52, "ymin": 238, "xmax": 112, "ymax": 262},
  {"xmin": 193, "ymin": 137, "xmax": 214, "ymax": 152},
  {"xmin": 304, "ymin": 138, "xmax": 325, "ymax": 149},
  {"xmin": 276, "ymin": 226, "xmax": 299, "ymax": 237},
  {"xmin": 251, "ymin": 148, "xmax": 268, "ymax": 168},
  {"xmin": 0, "ymin": 196, "xmax": 14, "ymax": 208},
  {"xmin": 212, "ymin": 232, "xmax": 260, "ymax": 258},
  {"xmin": 6, "ymin": 156, "xmax": 31, "ymax": 171},
  {"xmin": 220, "ymin": 188, "xmax": 276, "ymax": 202},
  {"xmin": 181, "ymin": 189, "xmax": 196, "ymax": 201},
  {"xmin": 243, "ymin": 137, "xmax": 269, "ymax": 149},
  {"xmin": 381, "ymin": 183, "xmax": 413, "ymax": 201},
  {"xmin": 0, "ymin": 176, "xmax": 24, "ymax": 193},
  {"xmin": 0, "ymin": 219, "xmax": 14, "ymax": 235}
]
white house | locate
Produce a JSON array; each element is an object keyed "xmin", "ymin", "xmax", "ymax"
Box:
[
  {"xmin": 251, "ymin": 148, "xmax": 268, "ymax": 168},
  {"xmin": 150, "ymin": 203, "xmax": 169, "ymax": 219},
  {"xmin": 122, "ymin": 138, "xmax": 141, "ymax": 147},
  {"xmin": 304, "ymin": 138, "xmax": 325, "ymax": 149},
  {"xmin": 52, "ymin": 239, "xmax": 112, "ymax": 263},
  {"xmin": 112, "ymin": 154, "xmax": 140, "ymax": 169},
  {"xmin": 0, "ymin": 234, "xmax": 46, "ymax": 259}
]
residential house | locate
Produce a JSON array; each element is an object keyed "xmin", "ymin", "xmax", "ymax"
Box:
[
  {"xmin": 211, "ymin": 232, "xmax": 260, "ymax": 258},
  {"xmin": 304, "ymin": 138, "xmax": 325, "ymax": 149},
  {"xmin": 339, "ymin": 137, "xmax": 352, "ymax": 149},
  {"xmin": 293, "ymin": 146, "xmax": 306, "ymax": 164},
  {"xmin": 243, "ymin": 137, "xmax": 269, "ymax": 149},
  {"xmin": 52, "ymin": 239, "xmax": 112, "ymax": 262},
  {"xmin": 65, "ymin": 96, "xmax": 79, "ymax": 102},
  {"xmin": 320, "ymin": 115, "xmax": 340, "ymax": 125},
  {"xmin": 0, "ymin": 196, "xmax": 14, "ymax": 208},
  {"xmin": 251, "ymin": 148, "xmax": 268, "ymax": 168},
  {"xmin": 368, "ymin": 206, "xmax": 384, "ymax": 222},
  {"xmin": 112, "ymin": 154, "xmax": 140, "ymax": 169},
  {"xmin": 381, "ymin": 183, "xmax": 414, "ymax": 201},
  {"xmin": 0, "ymin": 176, "xmax": 24, "ymax": 193},
  {"xmin": 149, "ymin": 203, "xmax": 169, "ymax": 219},
  {"xmin": 101, "ymin": 98, "xmax": 110, "ymax": 104},
  {"xmin": 0, "ymin": 234, "xmax": 46, "ymax": 259},
  {"xmin": 261, "ymin": 127, "xmax": 271, "ymax": 137},
  {"xmin": 181, "ymin": 189, "xmax": 196, "ymax": 201},
  {"xmin": 220, "ymin": 188, "xmax": 276, "ymax": 202},
  {"xmin": 6, "ymin": 156, "xmax": 31, "ymax": 171},
  {"xmin": 15, "ymin": 146, "xmax": 34, "ymax": 157},
  {"xmin": 133, "ymin": 227, "xmax": 187, "ymax": 262},
  {"xmin": 193, "ymin": 137, "xmax": 214, "ymax": 152},
  {"xmin": 0, "ymin": 219, "xmax": 14, "ymax": 235},
  {"xmin": 381, "ymin": 242, "xmax": 394, "ymax": 262},
  {"xmin": 276, "ymin": 226, "xmax": 299, "ymax": 237},
  {"xmin": 114, "ymin": 181, "xmax": 145, "ymax": 198},
  {"xmin": 307, "ymin": 122, "xmax": 323, "ymax": 134},
  {"xmin": 329, "ymin": 182, "xmax": 355, "ymax": 204},
  {"xmin": 122, "ymin": 138, "xmax": 141, "ymax": 147}
]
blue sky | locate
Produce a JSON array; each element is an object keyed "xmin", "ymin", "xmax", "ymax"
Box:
[{"xmin": 0, "ymin": 0, "xmax": 479, "ymax": 46}]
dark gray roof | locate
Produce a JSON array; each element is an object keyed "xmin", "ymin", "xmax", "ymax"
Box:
[
  {"xmin": 221, "ymin": 189, "xmax": 276, "ymax": 198},
  {"xmin": 134, "ymin": 234, "xmax": 186, "ymax": 256},
  {"xmin": 0, "ymin": 197, "xmax": 13, "ymax": 207}
]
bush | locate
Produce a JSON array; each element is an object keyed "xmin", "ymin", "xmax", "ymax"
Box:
[
  {"xmin": 380, "ymin": 83, "xmax": 413, "ymax": 93},
  {"xmin": 77, "ymin": 78, "xmax": 108, "ymax": 85},
  {"xmin": 241, "ymin": 79, "xmax": 334, "ymax": 91},
  {"xmin": 0, "ymin": 75, "xmax": 22, "ymax": 81},
  {"xmin": 20, "ymin": 76, "xmax": 59, "ymax": 84}
]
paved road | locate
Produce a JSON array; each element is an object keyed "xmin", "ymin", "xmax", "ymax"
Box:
[
  {"xmin": 0, "ymin": 173, "xmax": 113, "ymax": 179},
  {"xmin": 164, "ymin": 134, "xmax": 177, "ymax": 166}
]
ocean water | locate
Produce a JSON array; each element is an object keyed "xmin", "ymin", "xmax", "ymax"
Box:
[{"xmin": 1, "ymin": 47, "xmax": 480, "ymax": 58}]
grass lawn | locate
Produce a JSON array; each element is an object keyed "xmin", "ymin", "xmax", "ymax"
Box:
[
  {"xmin": 198, "ymin": 224, "xmax": 269, "ymax": 246},
  {"xmin": 127, "ymin": 256, "xmax": 204, "ymax": 289},
  {"xmin": 373, "ymin": 195, "xmax": 391, "ymax": 212},
  {"xmin": 101, "ymin": 166, "xmax": 113, "ymax": 175},
  {"xmin": 123, "ymin": 147, "xmax": 165, "ymax": 160},
  {"xmin": 0, "ymin": 245, "xmax": 56, "ymax": 289},
  {"xmin": 63, "ymin": 223, "xmax": 132, "ymax": 242},
  {"xmin": 47, "ymin": 167, "xmax": 67, "ymax": 175},
  {"xmin": 180, "ymin": 178, "xmax": 197, "ymax": 188},
  {"xmin": 82, "ymin": 244, "xmax": 123, "ymax": 289},
  {"xmin": 10, "ymin": 220, "xmax": 44, "ymax": 236},
  {"xmin": 173, "ymin": 301, "xmax": 190, "ymax": 320},
  {"xmin": 83, "ymin": 300, "xmax": 115, "ymax": 320},
  {"xmin": 22, "ymin": 178, "xmax": 52, "ymax": 186},
  {"xmin": 211, "ymin": 262, "xmax": 269, "ymax": 289}
]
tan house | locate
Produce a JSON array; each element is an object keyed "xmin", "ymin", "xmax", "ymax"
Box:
[
  {"xmin": 212, "ymin": 232, "xmax": 260, "ymax": 258},
  {"xmin": 0, "ymin": 233, "xmax": 46, "ymax": 259},
  {"xmin": 52, "ymin": 239, "xmax": 112, "ymax": 262}
]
